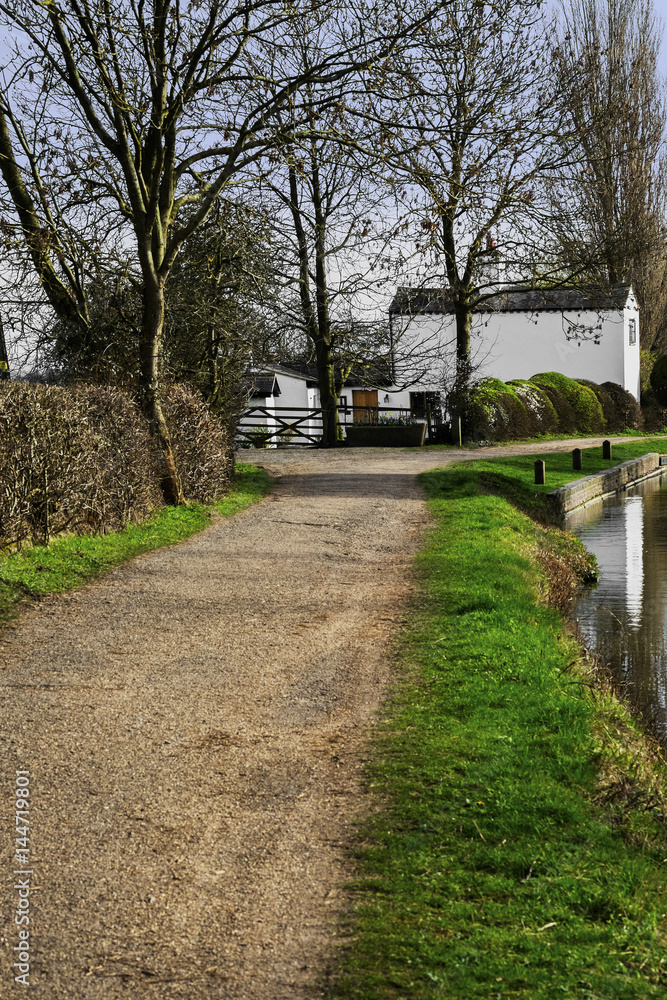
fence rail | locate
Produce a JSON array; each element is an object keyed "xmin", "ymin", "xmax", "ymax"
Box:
[{"xmin": 237, "ymin": 404, "xmax": 433, "ymax": 448}]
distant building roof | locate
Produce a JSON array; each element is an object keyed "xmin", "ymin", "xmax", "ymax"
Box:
[
  {"xmin": 264, "ymin": 359, "xmax": 393, "ymax": 388},
  {"xmin": 389, "ymin": 283, "xmax": 635, "ymax": 316},
  {"xmin": 243, "ymin": 372, "xmax": 281, "ymax": 398}
]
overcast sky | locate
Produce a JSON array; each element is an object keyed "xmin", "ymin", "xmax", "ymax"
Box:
[{"xmin": 659, "ymin": 0, "xmax": 667, "ymax": 80}]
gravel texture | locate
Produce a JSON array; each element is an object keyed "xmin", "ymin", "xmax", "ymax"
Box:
[{"xmin": 0, "ymin": 439, "xmax": 639, "ymax": 998}]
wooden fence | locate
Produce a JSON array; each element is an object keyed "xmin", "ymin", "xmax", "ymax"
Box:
[{"xmin": 237, "ymin": 403, "xmax": 441, "ymax": 448}]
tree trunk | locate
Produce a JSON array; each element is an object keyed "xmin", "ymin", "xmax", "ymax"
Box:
[
  {"xmin": 314, "ymin": 338, "xmax": 340, "ymax": 448},
  {"xmin": 454, "ymin": 298, "xmax": 473, "ymax": 394},
  {"xmin": 140, "ymin": 275, "xmax": 184, "ymax": 505},
  {"xmin": 452, "ymin": 297, "xmax": 473, "ymax": 440}
]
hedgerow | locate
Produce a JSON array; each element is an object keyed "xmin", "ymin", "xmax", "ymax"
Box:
[
  {"xmin": 0, "ymin": 382, "xmax": 231, "ymax": 548},
  {"xmin": 467, "ymin": 379, "xmax": 532, "ymax": 441},
  {"xmin": 530, "ymin": 371, "xmax": 605, "ymax": 433},
  {"xmin": 465, "ymin": 373, "xmax": 642, "ymax": 442},
  {"xmin": 600, "ymin": 381, "xmax": 642, "ymax": 430},
  {"xmin": 507, "ymin": 379, "xmax": 559, "ymax": 435},
  {"xmin": 577, "ymin": 379, "xmax": 619, "ymax": 430}
]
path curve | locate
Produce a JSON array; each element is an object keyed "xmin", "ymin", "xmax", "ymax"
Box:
[{"xmin": 0, "ymin": 438, "xmax": 649, "ymax": 997}]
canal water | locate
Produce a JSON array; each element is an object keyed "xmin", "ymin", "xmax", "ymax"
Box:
[{"xmin": 568, "ymin": 472, "xmax": 667, "ymax": 740}]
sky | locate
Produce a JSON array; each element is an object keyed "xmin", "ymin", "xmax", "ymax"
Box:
[{"xmin": 660, "ymin": 0, "xmax": 667, "ymax": 80}]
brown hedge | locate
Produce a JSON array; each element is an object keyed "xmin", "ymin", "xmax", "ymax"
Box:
[
  {"xmin": 0, "ymin": 382, "xmax": 231, "ymax": 548},
  {"xmin": 163, "ymin": 384, "xmax": 231, "ymax": 502}
]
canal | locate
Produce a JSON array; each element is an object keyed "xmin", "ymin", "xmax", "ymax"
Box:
[{"xmin": 569, "ymin": 472, "xmax": 667, "ymax": 740}]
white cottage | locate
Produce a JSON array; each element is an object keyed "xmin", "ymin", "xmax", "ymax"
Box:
[
  {"xmin": 239, "ymin": 361, "xmax": 395, "ymax": 445},
  {"xmin": 238, "ymin": 284, "xmax": 640, "ymax": 445},
  {"xmin": 386, "ymin": 283, "xmax": 641, "ymax": 405}
]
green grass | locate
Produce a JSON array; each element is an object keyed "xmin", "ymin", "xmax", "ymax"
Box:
[
  {"xmin": 459, "ymin": 436, "xmax": 667, "ymax": 520},
  {"xmin": 327, "ymin": 448, "xmax": 667, "ymax": 999},
  {"xmin": 0, "ymin": 463, "xmax": 271, "ymax": 622},
  {"xmin": 423, "ymin": 429, "xmax": 667, "ymax": 451}
]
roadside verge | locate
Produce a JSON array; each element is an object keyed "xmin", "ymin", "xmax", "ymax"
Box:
[{"xmin": 328, "ymin": 452, "xmax": 667, "ymax": 999}]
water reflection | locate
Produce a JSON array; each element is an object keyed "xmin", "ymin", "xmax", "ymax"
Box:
[
  {"xmin": 569, "ymin": 473, "xmax": 667, "ymax": 738},
  {"xmin": 625, "ymin": 497, "xmax": 644, "ymax": 628}
]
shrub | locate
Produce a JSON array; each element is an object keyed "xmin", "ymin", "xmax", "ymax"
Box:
[
  {"xmin": 164, "ymin": 384, "xmax": 232, "ymax": 501},
  {"xmin": 640, "ymin": 349, "xmax": 654, "ymax": 396},
  {"xmin": 530, "ymin": 371, "xmax": 605, "ymax": 433},
  {"xmin": 642, "ymin": 403, "xmax": 667, "ymax": 432},
  {"xmin": 529, "ymin": 381, "xmax": 578, "ymax": 434},
  {"xmin": 507, "ymin": 379, "xmax": 559, "ymax": 435},
  {"xmin": 577, "ymin": 380, "xmax": 620, "ymax": 431},
  {"xmin": 0, "ymin": 383, "xmax": 161, "ymax": 547},
  {"xmin": 0, "ymin": 381, "xmax": 231, "ymax": 549},
  {"xmin": 601, "ymin": 382, "xmax": 642, "ymax": 430},
  {"xmin": 471, "ymin": 378, "xmax": 532, "ymax": 441},
  {"xmin": 649, "ymin": 354, "xmax": 667, "ymax": 407}
]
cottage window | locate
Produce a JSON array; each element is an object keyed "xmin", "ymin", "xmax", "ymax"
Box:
[{"xmin": 629, "ymin": 319, "xmax": 637, "ymax": 345}]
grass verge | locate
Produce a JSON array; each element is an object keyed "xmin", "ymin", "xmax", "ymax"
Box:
[
  {"xmin": 464, "ymin": 436, "xmax": 667, "ymax": 521},
  {"xmin": 423, "ymin": 429, "xmax": 667, "ymax": 451},
  {"xmin": 0, "ymin": 463, "xmax": 271, "ymax": 624},
  {"xmin": 327, "ymin": 448, "xmax": 667, "ymax": 999}
]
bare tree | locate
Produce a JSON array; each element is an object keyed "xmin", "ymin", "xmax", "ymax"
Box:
[
  {"xmin": 0, "ymin": 0, "xmax": 443, "ymax": 496},
  {"xmin": 554, "ymin": 0, "xmax": 667, "ymax": 352},
  {"xmin": 379, "ymin": 0, "xmax": 582, "ymax": 415},
  {"xmin": 258, "ymin": 52, "xmax": 394, "ymax": 444}
]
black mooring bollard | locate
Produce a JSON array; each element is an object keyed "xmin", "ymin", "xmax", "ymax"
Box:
[
  {"xmin": 572, "ymin": 448, "xmax": 582, "ymax": 471},
  {"xmin": 534, "ymin": 459, "xmax": 546, "ymax": 485},
  {"xmin": 603, "ymin": 439, "xmax": 612, "ymax": 460}
]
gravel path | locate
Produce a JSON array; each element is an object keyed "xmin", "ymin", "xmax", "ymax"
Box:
[{"xmin": 0, "ymin": 439, "xmax": 644, "ymax": 998}]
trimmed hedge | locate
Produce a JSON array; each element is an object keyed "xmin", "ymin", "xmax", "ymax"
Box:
[
  {"xmin": 600, "ymin": 381, "xmax": 642, "ymax": 430},
  {"xmin": 465, "ymin": 372, "xmax": 642, "ymax": 442},
  {"xmin": 0, "ymin": 382, "xmax": 231, "ymax": 548},
  {"xmin": 165, "ymin": 384, "xmax": 232, "ymax": 500},
  {"xmin": 530, "ymin": 371, "xmax": 605, "ymax": 433},
  {"xmin": 577, "ymin": 379, "xmax": 619, "ymax": 431},
  {"xmin": 530, "ymin": 383, "xmax": 578, "ymax": 435},
  {"xmin": 507, "ymin": 379, "xmax": 559, "ymax": 436},
  {"xmin": 469, "ymin": 379, "xmax": 532, "ymax": 441}
]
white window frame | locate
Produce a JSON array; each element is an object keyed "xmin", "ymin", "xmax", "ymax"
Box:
[{"xmin": 628, "ymin": 318, "xmax": 637, "ymax": 345}]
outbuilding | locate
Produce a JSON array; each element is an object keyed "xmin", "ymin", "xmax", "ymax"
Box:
[{"xmin": 386, "ymin": 283, "xmax": 641, "ymax": 404}]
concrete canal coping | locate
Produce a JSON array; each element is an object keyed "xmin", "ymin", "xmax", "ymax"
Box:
[{"xmin": 547, "ymin": 453, "xmax": 667, "ymax": 517}]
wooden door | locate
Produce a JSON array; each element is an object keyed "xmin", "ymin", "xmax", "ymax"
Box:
[{"xmin": 352, "ymin": 389, "xmax": 378, "ymax": 424}]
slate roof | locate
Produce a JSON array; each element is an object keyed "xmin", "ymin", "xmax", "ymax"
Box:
[
  {"xmin": 265, "ymin": 359, "xmax": 393, "ymax": 388},
  {"xmin": 243, "ymin": 372, "xmax": 281, "ymax": 398},
  {"xmin": 389, "ymin": 283, "xmax": 634, "ymax": 316}
]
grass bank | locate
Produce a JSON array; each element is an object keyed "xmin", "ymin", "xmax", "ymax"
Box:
[
  {"xmin": 328, "ymin": 444, "xmax": 667, "ymax": 999},
  {"xmin": 0, "ymin": 463, "xmax": 271, "ymax": 623},
  {"xmin": 466, "ymin": 436, "xmax": 667, "ymax": 521},
  {"xmin": 423, "ymin": 428, "xmax": 666, "ymax": 452}
]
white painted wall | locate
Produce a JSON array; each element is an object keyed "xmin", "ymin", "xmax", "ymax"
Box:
[
  {"xmin": 274, "ymin": 370, "xmax": 310, "ymax": 409},
  {"xmin": 391, "ymin": 301, "xmax": 641, "ymax": 400}
]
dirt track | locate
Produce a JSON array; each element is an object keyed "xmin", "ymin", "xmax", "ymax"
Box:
[{"xmin": 0, "ymin": 439, "xmax": 644, "ymax": 998}]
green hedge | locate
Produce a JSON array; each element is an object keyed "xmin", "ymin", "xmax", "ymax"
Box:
[
  {"xmin": 530, "ymin": 371, "xmax": 605, "ymax": 433},
  {"xmin": 469, "ymin": 379, "xmax": 532, "ymax": 441},
  {"xmin": 649, "ymin": 355, "xmax": 667, "ymax": 407},
  {"xmin": 507, "ymin": 379, "xmax": 559, "ymax": 435},
  {"xmin": 465, "ymin": 373, "xmax": 641, "ymax": 442},
  {"xmin": 600, "ymin": 381, "xmax": 642, "ymax": 430}
]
